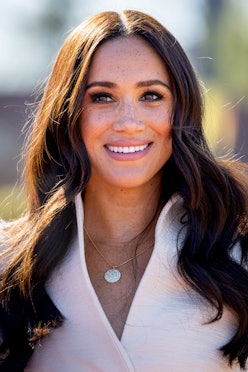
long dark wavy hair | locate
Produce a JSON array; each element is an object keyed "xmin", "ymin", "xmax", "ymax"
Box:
[{"xmin": 0, "ymin": 10, "xmax": 248, "ymax": 370}]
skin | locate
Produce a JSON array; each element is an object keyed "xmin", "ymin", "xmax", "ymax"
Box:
[
  {"xmin": 81, "ymin": 36, "xmax": 173, "ymax": 194},
  {"xmin": 79, "ymin": 36, "xmax": 174, "ymax": 338},
  {"xmin": 80, "ymin": 36, "xmax": 173, "ymax": 240}
]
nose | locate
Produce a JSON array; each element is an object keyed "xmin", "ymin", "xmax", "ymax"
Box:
[{"xmin": 113, "ymin": 100, "xmax": 145, "ymax": 133}]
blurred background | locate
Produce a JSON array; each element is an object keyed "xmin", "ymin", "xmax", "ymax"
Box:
[{"xmin": 0, "ymin": 0, "xmax": 247, "ymax": 219}]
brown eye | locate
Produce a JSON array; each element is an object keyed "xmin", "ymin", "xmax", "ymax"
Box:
[
  {"xmin": 140, "ymin": 91, "xmax": 163, "ymax": 102},
  {"xmin": 90, "ymin": 93, "xmax": 114, "ymax": 103}
]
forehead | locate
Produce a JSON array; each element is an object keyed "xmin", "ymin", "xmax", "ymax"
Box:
[{"xmin": 87, "ymin": 36, "xmax": 170, "ymax": 83}]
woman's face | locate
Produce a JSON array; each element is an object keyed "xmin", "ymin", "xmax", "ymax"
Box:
[{"xmin": 80, "ymin": 36, "xmax": 173, "ymax": 191}]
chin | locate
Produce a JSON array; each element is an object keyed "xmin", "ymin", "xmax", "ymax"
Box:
[{"xmin": 106, "ymin": 174, "xmax": 160, "ymax": 190}]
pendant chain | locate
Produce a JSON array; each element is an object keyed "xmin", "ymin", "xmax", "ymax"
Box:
[{"xmin": 84, "ymin": 226, "xmax": 154, "ymax": 269}]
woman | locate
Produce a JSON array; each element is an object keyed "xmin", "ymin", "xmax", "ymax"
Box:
[{"xmin": 0, "ymin": 10, "xmax": 247, "ymax": 372}]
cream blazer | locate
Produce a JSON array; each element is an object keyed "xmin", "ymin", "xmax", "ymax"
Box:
[{"xmin": 25, "ymin": 194, "xmax": 242, "ymax": 371}]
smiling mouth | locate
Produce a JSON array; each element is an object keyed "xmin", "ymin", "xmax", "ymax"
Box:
[{"xmin": 106, "ymin": 144, "xmax": 150, "ymax": 154}]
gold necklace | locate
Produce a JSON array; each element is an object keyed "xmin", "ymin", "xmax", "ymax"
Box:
[{"xmin": 84, "ymin": 226, "xmax": 154, "ymax": 284}]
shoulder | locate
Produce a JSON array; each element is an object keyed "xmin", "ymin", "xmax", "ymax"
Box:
[
  {"xmin": 0, "ymin": 219, "xmax": 15, "ymax": 272},
  {"xmin": 0, "ymin": 218, "xmax": 8, "ymax": 232},
  {"xmin": 156, "ymin": 194, "xmax": 186, "ymax": 234},
  {"xmin": 230, "ymin": 240, "xmax": 248, "ymax": 272},
  {"xmin": 0, "ymin": 219, "xmax": 9, "ymax": 249},
  {"xmin": 155, "ymin": 194, "xmax": 187, "ymax": 257},
  {"xmin": 0, "ymin": 219, "xmax": 12, "ymax": 248}
]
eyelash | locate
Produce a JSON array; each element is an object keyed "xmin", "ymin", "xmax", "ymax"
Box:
[
  {"xmin": 89, "ymin": 92, "xmax": 114, "ymax": 103},
  {"xmin": 140, "ymin": 91, "xmax": 163, "ymax": 102},
  {"xmin": 89, "ymin": 90, "xmax": 164, "ymax": 104}
]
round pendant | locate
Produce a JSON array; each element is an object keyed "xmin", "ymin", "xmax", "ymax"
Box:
[{"xmin": 104, "ymin": 268, "xmax": 121, "ymax": 283}]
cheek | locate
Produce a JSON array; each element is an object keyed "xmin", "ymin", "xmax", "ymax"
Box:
[
  {"xmin": 160, "ymin": 124, "xmax": 173, "ymax": 156},
  {"xmin": 154, "ymin": 117, "xmax": 172, "ymax": 140},
  {"xmin": 149, "ymin": 105, "xmax": 172, "ymax": 131},
  {"xmin": 80, "ymin": 109, "xmax": 109, "ymax": 142},
  {"xmin": 79, "ymin": 110, "xmax": 96, "ymax": 143}
]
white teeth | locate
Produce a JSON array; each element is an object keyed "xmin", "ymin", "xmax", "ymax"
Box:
[{"xmin": 107, "ymin": 144, "xmax": 149, "ymax": 154}]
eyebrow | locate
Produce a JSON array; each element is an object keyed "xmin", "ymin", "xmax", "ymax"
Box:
[
  {"xmin": 136, "ymin": 79, "xmax": 171, "ymax": 91},
  {"xmin": 86, "ymin": 79, "xmax": 171, "ymax": 91}
]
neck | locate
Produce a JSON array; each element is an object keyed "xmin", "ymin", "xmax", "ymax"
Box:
[{"xmin": 83, "ymin": 180, "xmax": 162, "ymax": 245}]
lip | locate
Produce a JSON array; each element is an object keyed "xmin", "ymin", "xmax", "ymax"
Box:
[
  {"xmin": 105, "ymin": 140, "xmax": 151, "ymax": 147},
  {"xmin": 104, "ymin": 142, "xmax": 152, "ymax": 161}
]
